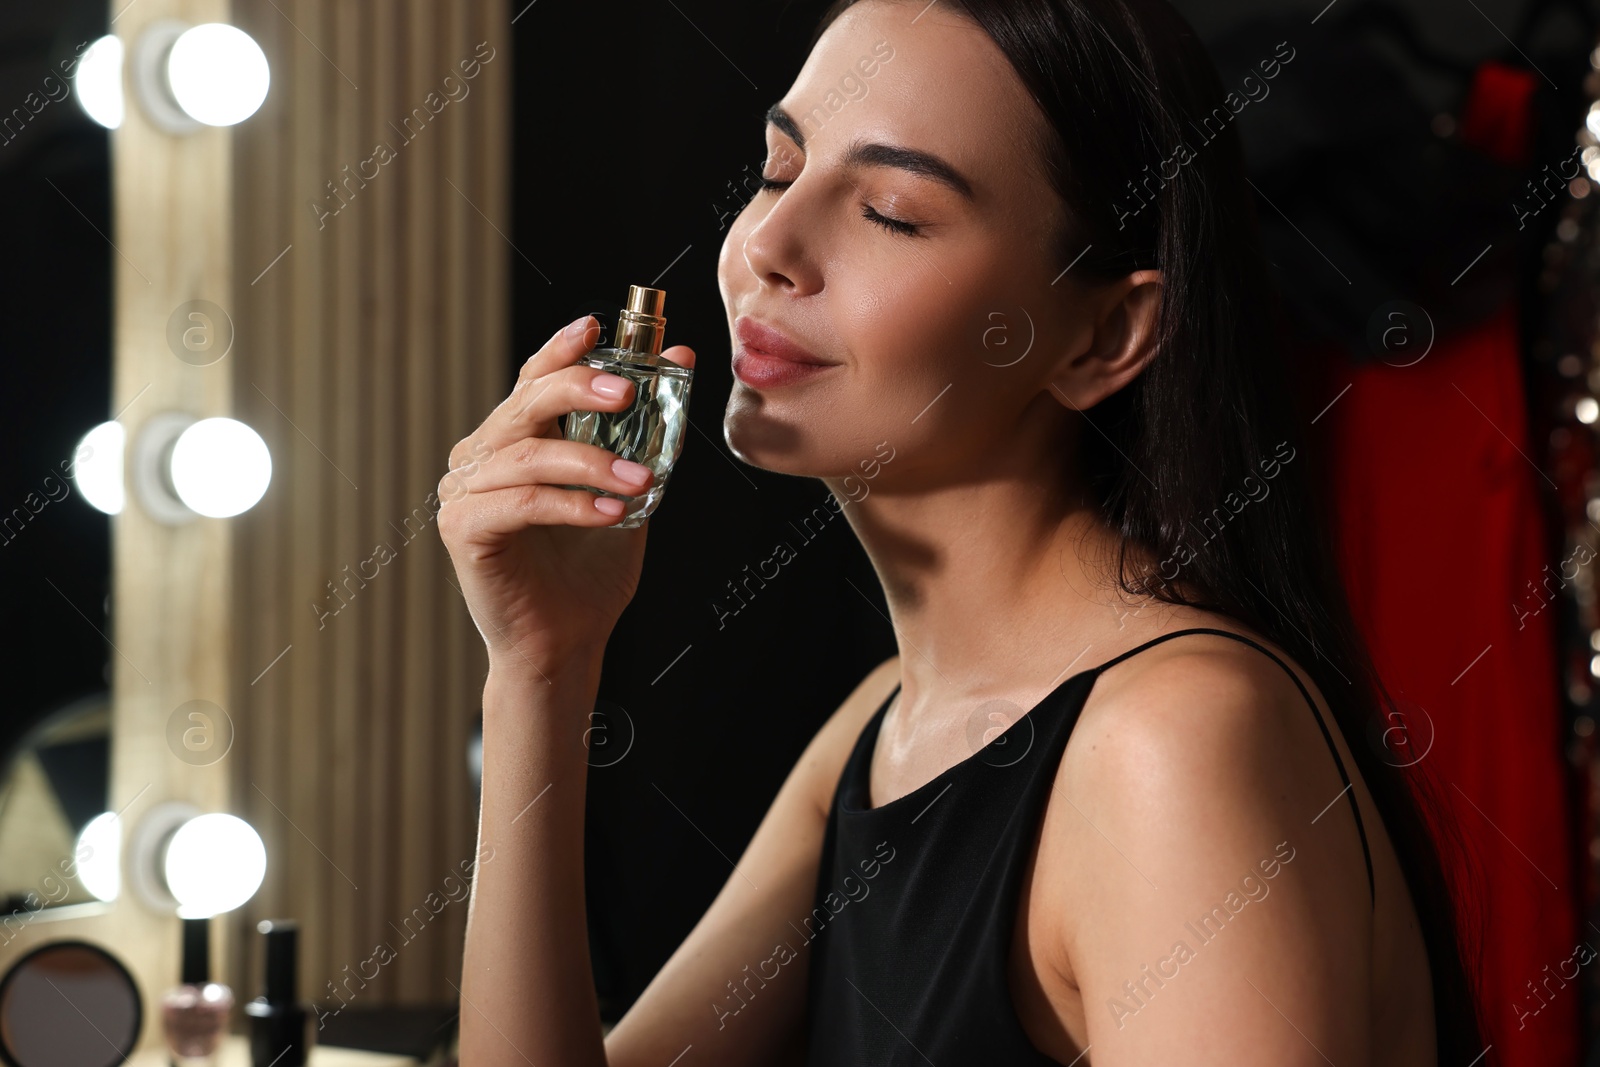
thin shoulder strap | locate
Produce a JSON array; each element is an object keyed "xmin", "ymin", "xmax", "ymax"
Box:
[{"xmin": 1093, "ymin": 626, "xmax": 1376, "ymax": 909}]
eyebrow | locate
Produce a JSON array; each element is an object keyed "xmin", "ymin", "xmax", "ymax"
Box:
[{"xmin": 764, "ymin": 102, "xmax": 976, "ymax": 202}]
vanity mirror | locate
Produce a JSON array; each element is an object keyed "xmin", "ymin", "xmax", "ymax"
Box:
[{"xmin": 0, "ymin": 693, "xmax": 115, "ymax": 916}]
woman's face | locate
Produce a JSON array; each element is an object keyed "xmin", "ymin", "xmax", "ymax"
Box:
[{"xmin": 716, "ymin": 0, "xmax": 1111, "ymax": 488}]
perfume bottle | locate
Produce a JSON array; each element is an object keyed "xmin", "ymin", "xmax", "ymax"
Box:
[
  {"xmin": 160, "ymin": 917, "xmax": 234, "ymax": 1067},
  {"xmin": 561, "ymin": 285, "xmax": 693, "ymax": 528}
]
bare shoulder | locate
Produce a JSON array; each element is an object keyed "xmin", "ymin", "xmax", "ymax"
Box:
[
  {"xmin": 796, "ymin": 654, "xmax": 901, "ymax": 819},
  {"xmin": 1070, "ymin": 626, "xmax": 1318, "ymax": 775},
  {"xmin": 1029, "ymin": 626, "xmax": 1375, "ymax": 1058},
  {"xmin": 1060, "ymin": 625, "xmax": 1355, "ymax": 869}
]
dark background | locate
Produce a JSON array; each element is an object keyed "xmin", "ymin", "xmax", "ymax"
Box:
[
  {"xmin": 502, "ymin": 0, "xmax": 1593, "ymax": 1017},
  {"xmin": 0, "ymin": 0, "xmax": 1592, "ymax": 1028}
]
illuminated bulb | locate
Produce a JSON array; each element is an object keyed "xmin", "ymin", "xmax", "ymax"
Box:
[
  {"xmin": 1579, "ymin": 397, "xmax": 1599, "ymax": 425},
  {"xmin": 169, "ymin": 417, "xmax": 271, "ymax": 518},
  {"xmin": 76, "ymin": 812, "xmax": 122, "ymax": 902},
  {"xmin": 75, "ymin": 36, "xmax": 124, "ymax": 129},
  {"xmin": 74, "ymin": 422, "xmax": 125, "ymax": 515},
  {"xmin": 164, "ymin": 813, "xmax": 265, "ymax": 919},
  {"xmin": 166, "ymin": 24, "xmax": 269, "ymax": 126},
  {"xmin": 1591, "ymin": 653, "xmax": 1600, "ymax": 678}
]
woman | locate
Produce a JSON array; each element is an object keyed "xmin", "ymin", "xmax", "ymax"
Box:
[{"xmin": 443, "ymin": 0, "xmax": 1485, "ymax": 1062}]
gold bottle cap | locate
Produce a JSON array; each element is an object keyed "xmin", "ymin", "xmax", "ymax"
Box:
[
  {"xmin": 615, "ymin": 285, "xmax": 667, "ymax": 356},
  {"xmin": 626, "ymin": 285, "xmax": 666, "ymax": 318}
]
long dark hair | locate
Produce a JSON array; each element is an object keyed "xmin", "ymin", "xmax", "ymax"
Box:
[{"xmin": 813, "ymin": 0, "xmax": 1486, "ymax": 1054}]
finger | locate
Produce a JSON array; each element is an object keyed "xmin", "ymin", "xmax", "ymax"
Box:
[
  {"xmin": 493, "ymin": 347, "xmax": 698, "ymax": 452},
  {"xmin": 520, "ymin": 314, "xmax": 601, "ymax": 385},
  {"xmin": 504, "ymin": 363, "xmax": 640, "ymax": 444},
  {"xmin": 658, "ymin": 344, "xmax": 696, "ymax": 370},
  {"xmin": 437, "ymin": 437, "xmax": 653, "ymax": 500},
  {"xmin": 450, "ymin": 316, "xmax": 603, "ymax": 468},
  {"xmin": 438, "ymin": 481, "xmax": 630, "ymax": 540}
]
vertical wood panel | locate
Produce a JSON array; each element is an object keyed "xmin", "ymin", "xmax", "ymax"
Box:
[
  {"xmin": 231, "ymin": 0, "xmax": 283, "ymax": 1009},
  {"xmin": 398, "ymin": 0, "xmax": 436, "ymax": 1003},
  {"xmin": 365, "ymin": 0, "xmax": 399, "ymax": 1006},
  {"xmin": 226, "ymin": 0, "xmax": 505, "ymax": 1018},
  {"xmin": 328, "ymin": 0, "xmax": 363, "ymax": 997},
  {"xmin": 294, "ymin": 0, "xmax": 331, "ymax": 1003}
]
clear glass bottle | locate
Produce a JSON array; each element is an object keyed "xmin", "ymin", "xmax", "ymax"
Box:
[{"xmin": 562, "ymin": 285, "xmax": 693, "ymax": 528}]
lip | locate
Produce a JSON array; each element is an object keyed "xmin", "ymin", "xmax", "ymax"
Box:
[
  {"xmin": 734, "ymin": 316, "xmax": 836, "ymax": 366},
  {"xmin": 732, "ymin": 346, "xmax": 839, "ymax": 389}
]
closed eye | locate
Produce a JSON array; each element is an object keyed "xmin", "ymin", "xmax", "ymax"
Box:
[
  {"xmin": 859, "ymin": 204, "xmax": 921, "ymax": 236},
  {"xmin": 755, "ymin": 176, "xmax": 923, "ymax": 237}
]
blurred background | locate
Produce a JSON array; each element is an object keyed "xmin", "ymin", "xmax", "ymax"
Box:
[{"xmin": 0, "ymin": 0, "xmax": 1596, "ymax": 1064}]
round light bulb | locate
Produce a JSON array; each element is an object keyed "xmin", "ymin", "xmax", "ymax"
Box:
[
  {"xmin": 75, "ymin": 36, "xmax": 124, "ymax": 129},
  {"xmin": 164, "ymin": 813, "xmax": 265, "ymax": 918},
  {"xmin": 74, "ymin": 422, "xmax": 125, "ymax": 515},
  {"xmin": 166, "ymin": 24, "xmax": 269, "ymax": 127},
  {"xmin": 76, "ymin": 812, "xmax": 122, "ymax": 902},
  {"xmin": 169, "ymin": 417, "xmax": 271, "ymax": 518}
]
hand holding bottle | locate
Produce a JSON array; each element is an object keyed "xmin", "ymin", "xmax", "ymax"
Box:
[{"xmin": 438, "ymin": 314, "xmax": 697, "ymax": 674}]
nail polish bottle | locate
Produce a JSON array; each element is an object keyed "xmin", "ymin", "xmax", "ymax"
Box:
[
  {"xmin": 244, "ymin": 919, "xmax": 311, "ymax": 1067},
  {"xmin": 561, "ymin": 285, "xmax": 693, "ymax": 528},
  {"xmin": 160, "ymin": 917, "xmax": 234, "ymax": 1067}
]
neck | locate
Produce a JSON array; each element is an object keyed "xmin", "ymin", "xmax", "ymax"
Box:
[{"xmin": 823, "ymin": 408, "xmax": 1163, "ymax": 717}]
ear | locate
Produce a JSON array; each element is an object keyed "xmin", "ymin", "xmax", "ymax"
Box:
[{"xmin": 1047, "ymin": 269, "xmax": 1162, "ymax": 412}]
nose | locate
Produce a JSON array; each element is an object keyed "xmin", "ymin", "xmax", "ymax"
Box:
[{"xmin": 739, "ymin": 187, "xmax": 820, "ymax": 296}]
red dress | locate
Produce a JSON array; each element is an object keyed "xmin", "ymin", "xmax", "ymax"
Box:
[{"xmin": 1315, "ymin": 59, "xmax": 1580, "ymax": 1065}]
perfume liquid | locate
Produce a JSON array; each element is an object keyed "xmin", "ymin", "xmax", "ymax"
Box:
[{"xmin": 562, "ymin": 285, "xmax": 693, "ymax": 528}]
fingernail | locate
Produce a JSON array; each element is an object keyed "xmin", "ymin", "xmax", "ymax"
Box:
[
  {"xmin": 613, "ymin": 458, "xmax": 651, "ymax": 484},
  {"xmin": 592, "ymin": 373, "xmax": 629, "ymax": 399},
  {"xmin": 594, "ymin": 495, "xmax": 625, "ymax": 516},
  {"xmin": 565, "ymin": 315, "xmax": 593, "ymax": 341}
]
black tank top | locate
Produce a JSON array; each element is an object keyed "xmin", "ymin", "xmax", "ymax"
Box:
[{"xmin": 802, "ymin": 627, "xmax": 1374, "ymax": 1065}]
